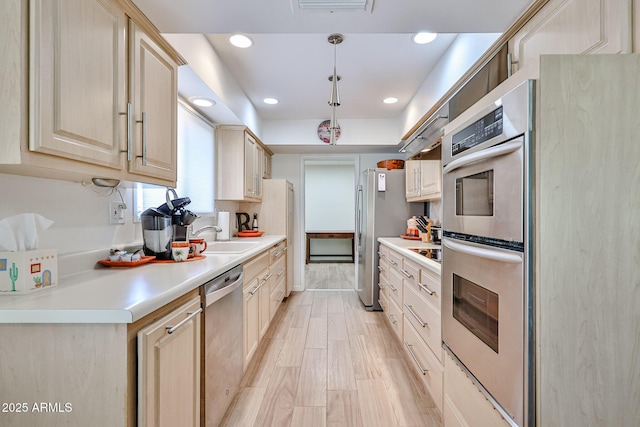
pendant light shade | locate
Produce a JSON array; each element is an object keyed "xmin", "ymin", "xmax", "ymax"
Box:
[{"xmin": 327, "ymin": 33, "xmax": 343, "ymax": 145}]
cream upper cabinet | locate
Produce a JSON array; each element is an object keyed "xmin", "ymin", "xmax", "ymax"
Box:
[
  {"xmin": 508, "ymin": 0, "xmax": 631, "ymax": 77},
  {"xmin": 128, "ymin": 20, "xmax": 177, "ymax": 182},
  {"xmin": 406, "ymin": 160, "xmax": 442, "ymax": 202},
  {"xmin": 138, "ymin": 296, "xmax": 201, "ymax": 427},
  {"xmin": 217, "ymin": 126, "xmax": 271, "ymax": 202},
  {"xmin": 0, "ymin": 0, "xmax": 179, "ymax": 186},
  {"xmin": 29, "ymin": 0, "xmax": 126, "ymax": 169}
]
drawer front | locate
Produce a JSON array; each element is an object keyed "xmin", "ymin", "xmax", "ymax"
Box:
[
  {"xmin": 270, "ymin": 279, "xmax": 286, "ymax": 320},
  {"xmin": 378, "ymin": 244, "xmax": 390, "ymax": 263},
  {"xmin": 403, "ymin": 283, "xmax": 443, "ymax": 362},
  {"xmin": 271, "ymin": 256, "xmax": 286, "ymax": 288},
  {"xmin": 385, "ymin": 297, "xmax": 403, "ymax": 341},
  {"xmin": 378, "ymin": 282, "xmax": 389, "ymax": 312},
  {"xmin": 244, "ymin": 251, "xmax": 269, "ymax": 284},
  {"xmin": 388, "ymin": 267, "xmax": 403, "ymax": 308},
  {"xmin": 400, "ymin": 257, "xmax": 420, "ymax": 288},
  {"xmin": 403, "ymin": 317, "xmax": 443, "ymax": 413},
  {"xmin": 269, "ymin": 241, "xmax": 286, "ymax": 264},
  {"xmin": 388, "ymin": 249, "xmax": 402, "ymax": 272},
  {"xmin": 418, "ymin": 267, "xmax": 441, "ymax": 310}
]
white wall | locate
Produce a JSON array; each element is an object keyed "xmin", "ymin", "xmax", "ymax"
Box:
[{"xmin": 304, "ymin": 164, "xmax": 355, "ymax": 232}]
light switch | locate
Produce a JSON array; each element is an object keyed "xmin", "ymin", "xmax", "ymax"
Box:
[{"xmin": 378, "ymin": 173, "xmax": 386, "ymax": 191}]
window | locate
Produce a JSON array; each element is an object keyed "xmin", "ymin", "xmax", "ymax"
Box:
[{"xmin": 135, "ymin": 103, "xmax": 215, "ymax": 219}]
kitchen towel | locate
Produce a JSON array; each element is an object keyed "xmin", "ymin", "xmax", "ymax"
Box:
[{"xmin": 217, "ymin": 211, "xmax": 230, "ymax": 240}]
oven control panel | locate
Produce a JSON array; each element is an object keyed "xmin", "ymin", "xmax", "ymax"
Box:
[{"xmin": 451, "ymin": 106, "xmax": 503, "ymax": 156}]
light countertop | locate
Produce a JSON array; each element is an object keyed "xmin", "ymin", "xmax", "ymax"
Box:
[
  {"xmin": 377, "ymin": 237, "xmax": 441, "ymax": 275},
  {"xmin": 0, "ymin": 235, "xmax": 285, "ymax": 324}
]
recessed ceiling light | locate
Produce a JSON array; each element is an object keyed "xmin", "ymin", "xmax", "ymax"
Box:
[
  {"xmin": 413, "ymin": 32, "xmax": 437, "ymax": 44},
  {"xmin": 229, "ymin": 34, "xmax": 253, "ymax": 48},
  {"xmin": 263, "ymin": 98, "xmax": 279, "ymax": 105},
  {"xmin": 383, "ymin": 97, "xmax": 398, "ymax": 104},
  {"xmin": 189, "ymin": 97, "xmax": 215, "ymax": 107}
]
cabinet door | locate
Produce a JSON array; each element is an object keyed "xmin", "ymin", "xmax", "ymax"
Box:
[
  {"xmin": 30, "ymin": 0, "xmax": 126, "ymax": 169},
  {"xmin": 263, "ymin": 151, "xmax": 272, "ymax": 178},
  {"xmin": 244, "ymin": 133, "xmax": 256, "ymax": 198},
  {"xmin": 255, "ymin": 144, "xmax": 264, "ymax": 197},
  {"xmin": 129, "ymin": 20, "xmax": 177, "ymax": 182},
  {"xmin": 138, "ymin": 297, "xmax": 201, "ymax": 427},
  {"xmin": 405, "ymin": 161, "xmax": 421, "ymax": 199},
  {"xmin": 243, "ymin": 279, "xmax": 260, "ymax": 370},
  {"xmin": 419, "ymin": 160, "xmax": 442, "ymax": 200},
  {"xmin": 259, "ymin": 271, "xmax": 271, "ymax": 339}
]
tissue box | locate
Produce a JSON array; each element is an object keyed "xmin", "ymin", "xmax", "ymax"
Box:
[{"xmin": 0, "ymin": 250, "xmax": 58, "ymax": 294}]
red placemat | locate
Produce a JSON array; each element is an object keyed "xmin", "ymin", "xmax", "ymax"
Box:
[
  {"xmin": 98, "ymin": 256, "xmax": 155, "ymax": 268},
  {"xmin": 149, "ymin": 255, "xmax": 206, "ymax": 264}
]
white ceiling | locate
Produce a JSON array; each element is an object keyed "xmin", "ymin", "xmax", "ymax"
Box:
[{"xmin": 132, "ymin": 0, "xmax": 533, "ymax": 133}]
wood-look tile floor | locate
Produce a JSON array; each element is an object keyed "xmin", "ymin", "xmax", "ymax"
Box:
[
  {"xmin": 305, "ymin": 263, "xmax": 355, "ymax": 290},
  {"xmin": 220, "ymin": 290, "xmax": 442, "ymax": 427}
]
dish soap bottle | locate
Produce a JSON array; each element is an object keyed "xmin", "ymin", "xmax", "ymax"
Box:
[{"xmin": 252, "ymin": 213, "xmax": 258, "ymax": 230}]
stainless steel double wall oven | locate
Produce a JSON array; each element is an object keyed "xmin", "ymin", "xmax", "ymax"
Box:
[{"xmin": 441, "ymin": 80, "xmax": 534, "ymax": 427}]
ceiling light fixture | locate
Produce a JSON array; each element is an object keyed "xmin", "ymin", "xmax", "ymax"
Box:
[
  {"xmin": 189, "ymin": 96, "xmax": 215, "ymax": 107},
  {"xmin": 263, "ymin": 97, "xmax": 279, "ymax": 105},
  {"xmin": 383, "ymin": 97, "xmax": 398, "ymax": 104},
  {"xmin": 229, "ymin": 34, "xmax": 253, "ymax": 48},
  {"xmin": 413, "ymin": 32, "xmax": 437, "ymax": 44},
  {"xmin": 327, "ymin": 33, "xmax": 343, "ymax": 145}
]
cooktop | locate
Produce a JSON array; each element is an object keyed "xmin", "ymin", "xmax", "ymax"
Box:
[{"xmin": 408, "ymin": 247, "xmax": 442, "ymax": 263}]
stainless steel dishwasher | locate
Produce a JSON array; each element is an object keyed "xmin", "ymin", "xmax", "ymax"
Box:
[{"xmin": 201, "ymin": 264, "xmax": 243, "ymax": 427}]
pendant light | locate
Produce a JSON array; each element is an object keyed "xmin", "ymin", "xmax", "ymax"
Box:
[{"xmin": 327, "ymin": 33, "xmax": 343, "ymax": 145}]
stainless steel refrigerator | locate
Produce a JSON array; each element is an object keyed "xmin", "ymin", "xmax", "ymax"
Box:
[{"xmin": 356, "ymin": 168, "xmax": 423, "ymax": 310}]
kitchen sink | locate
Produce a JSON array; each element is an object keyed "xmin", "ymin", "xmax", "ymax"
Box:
[{"xmin": 204, "ymin": 241, "xmax": 261, "ymax": 253}]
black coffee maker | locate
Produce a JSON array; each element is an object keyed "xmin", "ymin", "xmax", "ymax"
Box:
[{"xmin": 141, "ymin": 189, "xmax": 198, "ymax": 259}]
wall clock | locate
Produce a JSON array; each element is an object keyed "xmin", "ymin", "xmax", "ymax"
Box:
[{"xmin": 317, "ymin": 119, "xmax": 340, "ymax": 144}]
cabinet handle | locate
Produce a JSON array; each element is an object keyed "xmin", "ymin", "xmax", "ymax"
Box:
[
  {"xmin": 404, "ymin": 341, "xmax": 427, "ymax": 375},
  {"xmin": 418, "ymin": 282, "xmax": 435, "ymax": 296},
  {"xmin": 404, "ymin": 304, "xmax": 427, "ymax": 328},
  {"xmin": 387, "ymin": 313, "xmax": 397, "ymax": 324},
  {"xmin": 166, "ymin": 308, "xmax": 202, "ymax": 334},
  {"xmin": 388, "ymin": 284, "xmax": 397, "ymax": 293},
  {"xmin": 277, "ymin": 268, "xmax": 285, "ymax": 277},
  {"xmin": 388, "ymin": 259, "xmax": 397, "ymax": 266},
  {"xmin": 250, "ymin": 284, "xmax": 260, "ymax": 295},
  {"xmin": 274, "ymin": 251, "xmax": 282, "ymax": 258},
  {"xmin": 377, "ymin": 251, "xmax": 384, "ymax": 257},
  {"xmin": 119, "ymin": 103, "xmax": 132, "ymax": 161},
  {"xmin": 136, "ymin": 111, "xmax": 147, "ymax": 166},
  {"xmin": 400, "ymin": 269, "xmax": 413, "ymax": 279},
  {"xmin": 377, "ymin": 266, "xmax": 384, "ymax": 272},
  {"xmin": 262, "ymin": 273, "xmax": 273, "ymax": 282}
]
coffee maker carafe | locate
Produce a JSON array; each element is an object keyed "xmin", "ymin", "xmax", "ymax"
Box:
[{"xmin": 141, "ymin": 208, "xmax": 173, "ymax": 260}]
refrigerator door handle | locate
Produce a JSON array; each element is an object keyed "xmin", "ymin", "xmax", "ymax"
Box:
[{"xmin": 356, "ymin": 185, "xmax": 363, "ymax": 249}]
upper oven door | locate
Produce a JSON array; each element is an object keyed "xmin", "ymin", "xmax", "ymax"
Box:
[{"xmin": 442, "ymin": 137, "xmax": 524, "ymax": 243}]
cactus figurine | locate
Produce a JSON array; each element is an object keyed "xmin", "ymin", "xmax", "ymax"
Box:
[{"xmin": 9, "ymin": 263, "xmax": 18, "ymax": 292}]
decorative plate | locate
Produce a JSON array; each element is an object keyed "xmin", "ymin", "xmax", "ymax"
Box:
[{"xmin": 317, "ymin": 119, "xmax": 340, "ymax": 144}]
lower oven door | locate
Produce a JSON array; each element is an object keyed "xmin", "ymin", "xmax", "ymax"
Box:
[{"xmin": 442, "ymin": 237, "xmax": 524, "ymax": 426}]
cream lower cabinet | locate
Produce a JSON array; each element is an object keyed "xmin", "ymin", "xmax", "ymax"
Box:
[
  {"xmin": 242, "ymin": 241, "xmax": 288, "ymax": 370},
  {"xmin": 137, "ymin": 296, "xmax": 201, "ymax": 427},
  {"xmin": 0, "ymin": 0, "xmax": 178, "ymax": 186},
  {"xmin": 405, "ymin": 160, "xmax": 442, "ymax": 202},
  {"xmin": 378, "ymin": 243, "xmax": 444, "ymax": 413}
]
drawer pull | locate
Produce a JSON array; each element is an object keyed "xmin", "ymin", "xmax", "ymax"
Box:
[
  {"xmin": 388, "ymin": 259, "xmax": 397, "ymax": 266},
  {"xmin": 166, "ymin": 308, "xmax": 202, "ymax": 334},
  {"xmin": 388, "ymin": 284, "xmax": 397, "ymax": 293},
  {"xmin": 418, "ymin": 282, "xmax": 435, "ymax": 296},
  {"xmin": 377, "ymin": 252, "xmax": 385, "ymax": 257},
  {"xmin": 404, "ymin": 304, "xmax": 427, "ymax": 328},
  {"xmin": 377, "ymin": 266, "xmax": 384, "ymax": 272},
  {"xmin": 250, "ymin": 284, "xmax": 260, "ymax": 296},
  {"xmin": 277, "ymin": 268, "xmax": 286, "ymax": 277},
  {"xmin": 388, "ymin": 313, "xmax": 398, "ymax": 324},
  {"xmin": 404, "ymin": 341, "xmax": 428, "ymax": 375},
  {"xmin": 274, "ymin": 251, "xmax": 282, "ymax": 258},
  {"xmin": 400, "ymin": 269, "xmax": 413, "ymax": 279},
  {"xmin": 262, "ymin": 273, "xmax": 273, "ymax": 282}
]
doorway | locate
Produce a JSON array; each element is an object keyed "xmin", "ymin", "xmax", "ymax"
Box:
[{"xmin": 302, "ymin": 158, "xmax": 358, "ymax": 290}]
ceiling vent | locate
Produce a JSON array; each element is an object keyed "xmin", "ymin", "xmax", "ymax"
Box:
[{"xmin": 295, "ymin": 0, "xmax": 374, "ymax": 12}]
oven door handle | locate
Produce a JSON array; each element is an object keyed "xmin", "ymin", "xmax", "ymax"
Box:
[
  {"xmin": 443, "ymin": 139, "xmax": 522, "ymax": 175},
  {"xmin": 443, "ymin": 238, "xmax": 523, "ymax": 264}
]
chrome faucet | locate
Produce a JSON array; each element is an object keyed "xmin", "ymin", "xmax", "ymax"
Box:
[{"xmin": 189, "ymin": 225, "xmax": 222, "ymax": 238}]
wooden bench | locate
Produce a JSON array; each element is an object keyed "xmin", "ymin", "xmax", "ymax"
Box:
[{"xmin": 305, "ymin": 232, "xmax": 355, "ymax": 264}]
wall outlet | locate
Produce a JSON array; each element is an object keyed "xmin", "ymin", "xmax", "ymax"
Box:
[{"xmin": 110, "ymin": 201, "xmax": 126, "ymax": 224}]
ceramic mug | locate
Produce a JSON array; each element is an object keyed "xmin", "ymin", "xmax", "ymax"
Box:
[
  {"xmin": 171, "ymin": 241, "xmax": 191, "ymax": 262},
  {"xmin": 189, "ymin": 238, "xmax": 207, "ymax": 256}
]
